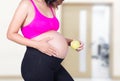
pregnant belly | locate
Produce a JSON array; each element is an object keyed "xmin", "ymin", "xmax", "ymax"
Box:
[{"xmin": 31, "ymin": 31, "xmax": 68, "ymax": 59}]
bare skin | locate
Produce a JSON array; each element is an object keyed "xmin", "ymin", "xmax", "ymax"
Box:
[{"xmin": 7, "ymin": 0, "xmax": 83, "ymax": 58}]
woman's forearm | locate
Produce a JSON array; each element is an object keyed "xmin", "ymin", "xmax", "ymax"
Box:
[
  {"xmin": 7, "ymin": 33, "xmax": 38, "ymax": 48},
  {"xmin": 65, "ymin": 38, "xmax": 73, "ymax": 46}
]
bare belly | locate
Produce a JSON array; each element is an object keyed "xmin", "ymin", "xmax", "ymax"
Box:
[{"xmin": 31, "ymin": 30, "xmax": 68, "ymax": 59}]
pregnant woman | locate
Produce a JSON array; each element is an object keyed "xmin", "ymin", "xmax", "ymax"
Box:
[{"xmin": 7, "ymin": 0, "xmax": 83, "ymax": 81}]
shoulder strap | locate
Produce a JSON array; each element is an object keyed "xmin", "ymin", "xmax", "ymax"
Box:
[
  {"xmin": 30, "ymin": 0, "xmax": 38, "ymax": 12},
  {"xmin": 50, "ymin": 6, "xmax": 55, "ymax": 17}
]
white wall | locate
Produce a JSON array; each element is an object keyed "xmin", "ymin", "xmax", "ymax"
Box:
[
  {"xmin": 0, "ymin": 0, "xmax": 120, "ymax": 78},
  {"xmin": 0, "ymin": 0, "xmax": 25, "ymax": 76},
  {"xmin": 112, "ymin": 0, "xmax": 120, "ymax": 77}
]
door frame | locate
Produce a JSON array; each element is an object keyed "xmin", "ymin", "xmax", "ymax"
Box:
[{"xmin": 60, "ymin": 2, "xmax": 114, "ymax": 79}]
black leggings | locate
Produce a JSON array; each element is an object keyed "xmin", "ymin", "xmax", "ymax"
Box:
[{"xmin": 21, "ymin": 47, "xmax": 74, "ymax": 81}]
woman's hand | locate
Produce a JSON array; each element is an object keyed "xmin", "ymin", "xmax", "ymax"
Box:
[
  {"xmin": 65, "ymin": 38, "xmax": 84, "ymax": 52},
  {"xmin": 76, "ymin": 41, "xmax": 84, "ymax": 52},
  {"xmin": 35, "ymin": 37, "xmax": 58, "ymax": 56}
]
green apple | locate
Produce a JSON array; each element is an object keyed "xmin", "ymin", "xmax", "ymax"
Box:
[{"xmin": 70, "ymin": 40, "xmax": 80, "ymax": 49}]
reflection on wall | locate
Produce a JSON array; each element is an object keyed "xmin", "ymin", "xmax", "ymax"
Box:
[{"xmin": 91, "ymin": 5, "xmax": 111, "ymax": 78}]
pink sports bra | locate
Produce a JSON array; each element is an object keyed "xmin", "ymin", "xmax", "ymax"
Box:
[{"xmin": 21, "ymin": 0, "xmax": 59, "ymax": 39}]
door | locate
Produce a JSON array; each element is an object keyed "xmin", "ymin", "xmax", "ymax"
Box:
[{"xmin": 61, "ymin": 4, "xmax": 92, "ymax": 78}]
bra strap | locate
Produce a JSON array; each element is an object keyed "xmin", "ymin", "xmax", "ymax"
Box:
[
  {"xmin": 30, "ymin": 0, "xmax": 39, "ymax": 12},
  {"xmin": 50, "ymin": 6, "xmax": 55, "ymax": 17}
]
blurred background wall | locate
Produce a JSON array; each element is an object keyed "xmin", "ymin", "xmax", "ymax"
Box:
[
  {"xmin": 0, "ymin": 0, "xmax": 120, "ymax": 80},
  {"xmin": 0, "ymin": 0, "xmax": 24, "ymax": 77}
]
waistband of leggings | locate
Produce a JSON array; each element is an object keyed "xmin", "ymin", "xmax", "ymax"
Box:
[{"xmin": 26, "ymin": 46, "xmax": 64, "ymax": 61}]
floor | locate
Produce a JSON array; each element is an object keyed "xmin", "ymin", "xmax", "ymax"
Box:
[
  {"xmin": 0, "ymin": 78, "xmax": 120, "ymax": 81},
  {"xmin": 75, "ymin": 78, "xmax": 120, "ymax": 81}
]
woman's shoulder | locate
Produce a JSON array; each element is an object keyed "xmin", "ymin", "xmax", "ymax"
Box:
[
  {"xmin": 18, "ymin": 0, "xmax": 32, "ymax": 9},
  {"xmin": 15, "ymin": 0, "xmax": 33, "ymax": 14}
]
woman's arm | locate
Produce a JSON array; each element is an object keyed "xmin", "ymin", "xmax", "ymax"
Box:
[
  {"xmin": 7, "ymin": 0, "xmax": 37, "ymax": 48},
  {"xmin": 7, "ymin": 0, "xmax": 57, "ymax": 56},
  {"xmin": 65, "ymin": 38, "xmax": 73, "ymax": 46}
]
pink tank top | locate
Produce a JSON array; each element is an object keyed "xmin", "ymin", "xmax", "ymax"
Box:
[{"xmin": 21, "ymin": 0, "xmax": 59, "ymax": 39}]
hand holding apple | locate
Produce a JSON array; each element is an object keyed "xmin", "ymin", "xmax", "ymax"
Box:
[{"xmin": 70, "ymin": 40, "xmax": 84, "ymax": 52}]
